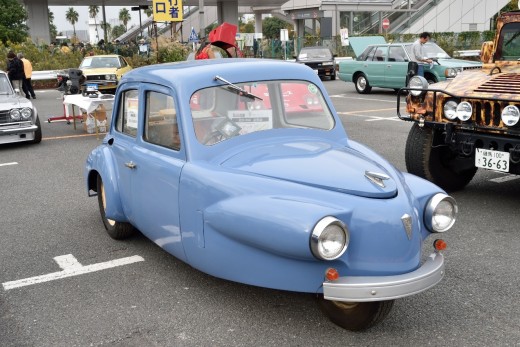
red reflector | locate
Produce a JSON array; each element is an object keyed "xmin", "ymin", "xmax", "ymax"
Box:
[
  {"xmin": 325, "ymin": 268, "xmax": 339, "ymax": 281},
  {"xmin": 434, "ymin": 239, "xmax": 447, "ymax": 251}
]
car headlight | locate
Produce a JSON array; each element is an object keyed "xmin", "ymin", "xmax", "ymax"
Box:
[
  {"xmin": 443, "ymin": 100, "xmax": 458, "ymax": 120},
  {"xmin": 445, "ymin": 68, "xmax": 457, "ymax": 78},
  {"xmin": 310, "ymin": 216, "xmax": 349, "ymax": 260},
  {"xmin": 21, "ymin": 107, "xmax": 32, "ymax": 120},
  {"xmin": 105, "ymin": 74, "xmax": 116, "ymax": 80},
  {"xmin": 456, "ymin": 101, "xmax": 472, "ymax": 121},
  {"xmin": 10, "ymin": 109, "xmax": 21, "ymax": 121},
  {"xmin": 425, "ymin": 193, "xmax": 457, "ymax": 232},
  {"xmin": 501, "ymin": 105, "xmax": 520, "ymax": 126},
  {"xmin": 408, "ymin": 76, "xmax": 429, "ymax": 96}
]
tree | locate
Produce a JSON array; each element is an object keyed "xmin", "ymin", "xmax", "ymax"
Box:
[
  {"xmin": 89, "ymin": 5, "xmax": 100, "ymax": 43},
  {"xmin": 100, "ymin": 21, "xmax": 111, "ymax": 42},
  {"xmin": 119, "ymin": 8, "xmax": 131, "ymax": 31},
  {"xmin": 111, "ymin": 25, "xmax": 125, "ymax": 41},
  {"xmin": 65, "ymin": 7, "xmax": 79, "ymax": 38},
  {"xmin": 0, "ymin": 0, "xmax": 29, "ymax": 44},
  {"xmin": 48, "ymin": 8, "xmax": 57, "ymax": 42},
  {"xmin": 262, "ymin": 17, "xmax": 291, "ymax": 39}
]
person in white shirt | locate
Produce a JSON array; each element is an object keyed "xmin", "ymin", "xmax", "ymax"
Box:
[{"xmin": 410, "ymin": 32, "xmax": 433, "ymax": 77}]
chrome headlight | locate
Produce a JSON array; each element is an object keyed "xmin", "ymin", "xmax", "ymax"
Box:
[
  {"xmin": 105, "ymin": 74, "xmax": 116, "ymax": 80},
  {"xmin": 443, "ymin": 100, "xmax": 458, "ymax": 120},
  {"xmin": 501, "ymin": 105, "xmax": 520, "ymax": 126},
  {"xmin": 408, "ymin": 76, "xmax": 429, "ymax": 96},
  {"xmin": 21, "ymin": 107, "xmax": 32, "ymax": 120},
  {"xmin": 456, "ymin": 101, "xmax": 472, "ymax": 121},
  {"xmin": 445, "ymin": 68, "xmax": 457, "ymax": 78},
  {"xmin": 425, "ymin": 193, "xmax": 458, "ymax": 232},
  {"xmin": 310, "ymin": 216, "xmax": 349, "ymax": 260},
  {"xmin": 10, "ymin": 109, "xmax": 21, "ymax": 121}
]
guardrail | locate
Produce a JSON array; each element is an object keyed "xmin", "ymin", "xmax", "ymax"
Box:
[{"xmin": 32, "ymin": 70, "xmax": 59, "ymax": 81}]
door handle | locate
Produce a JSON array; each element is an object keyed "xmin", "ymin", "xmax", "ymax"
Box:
[
  {"xmin": 124, "ymin": 161, "xmax": 137, "ymax": 169},
  {"xmin": 387, "ymin": 65, "xmax": 392, "ymax": 67}
]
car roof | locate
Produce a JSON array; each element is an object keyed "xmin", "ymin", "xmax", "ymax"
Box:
[{"xmin": 84, "ymin": 55, "xmax": 122, "ymax": 58}]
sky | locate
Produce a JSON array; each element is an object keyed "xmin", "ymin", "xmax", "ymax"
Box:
[{"xmin": 49, "ymin": 6, "xmax": 142, "ymax": 32}]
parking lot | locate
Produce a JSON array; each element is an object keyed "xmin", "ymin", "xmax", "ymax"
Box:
[{"xmin": 1, "ymin": 83, "xmax": 519, "ymax": 346}]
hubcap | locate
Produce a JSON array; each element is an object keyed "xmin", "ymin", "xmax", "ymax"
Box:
[{"xmin": 357, "ymin": 77, "xmax": 366, "ymax": 90}]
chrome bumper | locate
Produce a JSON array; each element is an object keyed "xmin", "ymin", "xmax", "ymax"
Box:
[
  {"xmin": 323, "ymin": 252, "xmax": 444, "ymax": 302},
  {"xmin": 0, "ymin": 125, "xmax": 39, "ymax": 135}
]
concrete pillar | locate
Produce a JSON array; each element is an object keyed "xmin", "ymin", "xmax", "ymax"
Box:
[
  {"xmin": 21, "ymin": 0, "xmax": 51, "ymax": 44},
  {"xmin": 217, "ymin": 0, "xmax": 238, "ymax": 25},
  {"xmin": 254, "ymin": 11, "xmax": 262, "ymax": 34}
]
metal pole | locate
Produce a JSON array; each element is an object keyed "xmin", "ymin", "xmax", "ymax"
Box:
[
  {"xmin": 139, "ymin": 9, "xmax": 143, "ymax": 39},
  {"xmin": 199, "ymin": 0, "xmax": 205, "ymax": 39}
]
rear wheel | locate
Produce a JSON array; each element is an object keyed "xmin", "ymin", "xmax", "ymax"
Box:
[
  {"xmin": 405, "ymin": 123, "xmax": 477, "ymax": 191},
  {"xmin": 354, "ymin": 74, "xmax": 372, "ymax": 94},
  {"xmin": 317, "ymin": 296, "xmax": 394, "ymax": 331},
  {"xmin": 97, "ymin": 174, "xmax": 135, "ymax": 239}
]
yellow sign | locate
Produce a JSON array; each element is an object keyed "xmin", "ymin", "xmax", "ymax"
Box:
[{"xmin": 152, "ymin": 0, "xmax": 183, "ymax": 22}]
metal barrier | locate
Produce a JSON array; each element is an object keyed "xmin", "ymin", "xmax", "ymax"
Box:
[{"xmin": 32, "ymin": 70, "xmax": 59, "ymax": 81}]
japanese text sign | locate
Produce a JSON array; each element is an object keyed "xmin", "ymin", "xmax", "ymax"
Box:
[{"xmin": 153, "ymin": 0, "xmax": 183, "ymax": 22}]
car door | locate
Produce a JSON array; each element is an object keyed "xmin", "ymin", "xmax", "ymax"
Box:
[
  {"xmin": 365, "ymin": 45, "xmax": 387, "ymax": 86},
  {"xmin": 128, "ymin": 85, "xmax": 187, "ymax": 261},
  {"xmin": 385, "ymin": 45, "xmax": 409, "ymax": 87},
  {"xmin": 110, "ymin": 85, "xmax": 141, "ymax": 222}
]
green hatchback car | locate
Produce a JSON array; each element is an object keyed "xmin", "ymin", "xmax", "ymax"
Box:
[{"xmin": 338, "ymin": 42, "xmax": 481, "ymax": 94}]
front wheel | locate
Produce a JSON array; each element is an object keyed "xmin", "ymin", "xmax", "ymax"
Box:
[
  {"xmin": 405, "ymin": 123, "xmax": 477, "ymax": 191},
  {"xmin": 354, "ymin": 74, "xmax": 372, "ymax": 94},
  {"xmin": 97, "ymin": 174, "xmax": 135, "ymax": 239},
  {"xmin": 317, "ymin": 296, "xmax": 394, "ymax": 331},
  {"xmin": 31, "ymin": 117, "xmax": 42, "ymax": 144}
]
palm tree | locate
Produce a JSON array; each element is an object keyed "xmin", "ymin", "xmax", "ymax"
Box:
[
  {"xmin": 65, "ymin": 7, "xmax": 79, "ymax": 38},
  {"xmin": 119, "ymin": 8, "xmax": 131, "ymax": 31},
  {"xmin": 88, "ymin": 5, "xmax": 100, "ymax": 42}
]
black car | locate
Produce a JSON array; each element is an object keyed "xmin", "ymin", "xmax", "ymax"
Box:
[{"xmin": 294, "ymin": 46, "xmax": 337, "ymax": 80}]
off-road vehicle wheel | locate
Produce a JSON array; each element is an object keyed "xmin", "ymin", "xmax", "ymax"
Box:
[{"xmin": 405, "ymin": 123, "xmax": 477, "ymax": 191}]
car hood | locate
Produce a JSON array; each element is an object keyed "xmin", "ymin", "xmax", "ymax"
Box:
[
  {"xmin": 220, "ymin": 141, "xmax": 397, "ymax": 198},
  {"xmin": 82, "ymin": 67, "xmax": 118, "ymax": 75},
  {"xmin": 435, "ymin": 58, "xmax": 482, "ymax": 68},
  {"xmin": 0, "ymin": 94, "xmax": 32, "ymax": 108}
]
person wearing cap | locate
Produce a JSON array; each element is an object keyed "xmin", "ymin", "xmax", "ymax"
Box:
[
  {"xmin": 17, "ymin": 53, "xmax": 36, "ymax": 99},
  {"xmin": 6, "ymin": 51, "xmax": 24, "ymax": 91}
]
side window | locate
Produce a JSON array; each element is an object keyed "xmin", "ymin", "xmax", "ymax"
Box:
[
  {"xmin": 363, "ymin": 47, "xmax": 376, "ymax": 61},
  {"xmin": 388, "ymin": 46, "xmax": 407, "ymax": 62},
  {"xmin": 119, "ymin": 57, "xmax": 127, "ymax": 67},
  {"xmin": 373, "ymin": 46, "xmax": 388, "ymax": 61},
  {"xmin": 115, "ymin": 90, "xmax": 139, "ymax": 137},
  {"xmin": 144, "ymin": 91, "xmax": 180, "ymax": 150}
]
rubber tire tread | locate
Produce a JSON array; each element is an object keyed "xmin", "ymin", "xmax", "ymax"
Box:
[
  {"xmin": 405, "ymin": 123, "xmax": 476, "ymax": 191},
  {"xmin": 317, "ymin": 296, "xmax": 394, "ymax": 331},
  {"xmin": 97, "ymin": 174, "xmax": 136, "ymax": 240}
]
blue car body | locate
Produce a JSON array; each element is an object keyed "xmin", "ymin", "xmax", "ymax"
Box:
[{"xmin": 85, "ymin": 59, "xmax": 454, "ymax": 330}]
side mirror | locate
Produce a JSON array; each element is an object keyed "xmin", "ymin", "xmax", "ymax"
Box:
[{"xmin": 480, "ymin": 41, "xmax": 494, "ymax": 64}]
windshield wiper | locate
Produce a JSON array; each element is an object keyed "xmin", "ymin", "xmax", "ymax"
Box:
[{"xmin": 214, "ymin": 75, "xmax": 263, "ymax": 101}]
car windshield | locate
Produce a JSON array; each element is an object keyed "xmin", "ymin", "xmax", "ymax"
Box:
[
  {"xmin": 0, "ymin": 74, "xmax": 13, "ymax": 95},
  {"xmin": 190, "ymin": 79, "xmax": 335, "ymax": 145},
  {"xmin": 405, "ymin": 42, "xmax": 451, "ymax": 59},
  {"xmin": 497, "ymin": 22, "xmax": 520, "ymax": 60},
  {"xmin": 298, "ymin": 48, "xmax": 332, "ymax": 60},
  {"xmin": 80, "ymin": 57, "xmax": 121, "ymax": 69}
]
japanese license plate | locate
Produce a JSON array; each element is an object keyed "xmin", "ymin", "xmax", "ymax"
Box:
[
  {"xmin": 86, "ymin": 83, "xmax": 98, "ymax": 92},
  {"xmin": 475, "ymin": 148, "xmax": 510, "ymax": 172}
]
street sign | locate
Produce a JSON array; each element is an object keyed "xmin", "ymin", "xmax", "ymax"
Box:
[
  {"xmin": 152, "ymin": 0, "xmax": 183, "ymax": 22},
  {"xmin": 188, "ymin": 27, "xmax": 199, "ymax": 43},
  {"xmin": 280, "ymin": 29, "xmax": 289, "ymax": 42},
  {"xmin": 382, "ymin": 18, "xmax": 390, "ymax": 30}
]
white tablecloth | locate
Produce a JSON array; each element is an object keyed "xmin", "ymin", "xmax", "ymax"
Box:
[{"xmin": 63, "ymin": 94, "xmax": 115, "ymax": 116}]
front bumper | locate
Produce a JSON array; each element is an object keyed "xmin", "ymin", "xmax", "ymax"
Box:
[
  {"xmin": 323, "ymin": 252, "xmax": 444, "ymax": 302},
  {"xmin": 0, "ymin": 124, "xmax": 38, "ymax": 136}
]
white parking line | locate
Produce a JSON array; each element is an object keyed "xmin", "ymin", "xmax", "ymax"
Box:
[
  {"xmin": 337, "ymin": 112, "xmax": 402, "ymax": 122},
  {"xmin": 0, "ymin": 162, "xmax": 18, "ymax": 167},
  {"xmin": 489, "ymin": 174, "xmax": 520, "ymax": 183},
  {"xmin": 2, "ymin": 254, "xmax": 144, "ymax": 290},
  {"xmin": 330, "ymin": 94, "xmax": 406, "ymax": 104}
]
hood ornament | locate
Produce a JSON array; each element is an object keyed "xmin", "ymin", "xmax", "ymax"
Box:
[
  {"xmin": 364, "ymin": 171, "xmax": 390, "ymax": 188},
  {"xmin": 401, "ymin": 214, "xmax": 413, "ymax": 240}
]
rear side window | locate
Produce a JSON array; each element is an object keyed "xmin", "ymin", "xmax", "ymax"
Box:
[
  {"xmin": 115, "ymin": 89, "xmax": 139, "ymax": 137},
  {"xmin": 388, "ymin": 46, "xmax": 407, "ymax": 62}
]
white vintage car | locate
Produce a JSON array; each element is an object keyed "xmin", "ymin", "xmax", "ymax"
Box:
[{"xmin": 0, "ymin": 70, "xmax": 41, "ymax": 145}]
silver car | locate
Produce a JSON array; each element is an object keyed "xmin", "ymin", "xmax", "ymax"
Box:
[{"xmin": 0, "ymin": 71, "xmax": 41, "ymax": 145}]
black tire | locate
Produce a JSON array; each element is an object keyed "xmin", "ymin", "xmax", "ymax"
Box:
[
  {"xmin": 317, "ymin": 296, "xmax": 394, "ymax": 331},
  {"xmin": 97, "ymin": 174, "xmax": 135, "ymax": 239},
  {"xmin": 354, "ymin": 74, "xmax": 372, "ymax": 94},
  {"xmin": 331, "ymin": 73, "xmax": 336, "ymax": 81},
  {"xmin": 31, "ymin": 117, "xmax": 42, "ymax": 144},
  {"xmin": 405, "ymin": 123, "xmax": 477, "ymax": 191}
]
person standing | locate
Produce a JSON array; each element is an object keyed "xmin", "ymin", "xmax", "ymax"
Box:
[
  {"xmin": 17, "ymin": 53, "xmax": 36, "ymax": 99},
  {"xmin": 6, "ymin": 51, "xmax": 24, "ymax": 91},
  {"xmin": 410, "ymin": 32, "xmax": 433, "ymax": 77}
]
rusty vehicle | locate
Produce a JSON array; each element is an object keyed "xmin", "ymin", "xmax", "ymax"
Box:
[{"xmin": 398, "ymin": 10, "xmax": 520, "ymax": 191}]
